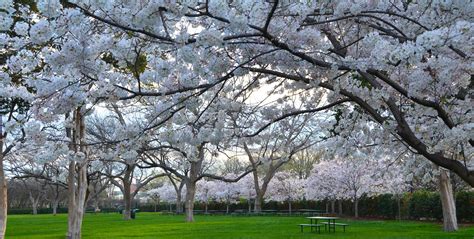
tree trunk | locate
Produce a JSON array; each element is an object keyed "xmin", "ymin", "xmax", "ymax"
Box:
[
  {"xmin": 123, "ymin": 180, "xmax": 132, "ymax": 220},
  {"xmin": 122, "ymin": 165, "xmax": 134, "ymax": 220},
  {"xmin": 184, "ymin": 179, "xmax": 196, "ymax": 222},
  {"xmin": 67, "ymin": 162, "xmax": 88, "ymax": 239},
  {"xmin": 0, "ymin": 116, "xmax": 8, "ymax": 238},
  {"xmin": 248, "ymin": 198, "xmax": 252, "ymax": 213},
  {"xmin": 53, "ymin": 200, "xmax": 58, "ymax": 216},
  {"xmin": 204, "ymin": 202, "xmax": 208, "ymax": 214},
  {"xmin": 184, "ymin": 147, "xmax": 204, "ymax": 222},
  {"xmin": 288, "ymin": 200, "xmax": 292, "ymax": 215},
  {"xmin": 176, "ymin": 192, "xmax": 183, "ymax": 214},
  {"xmin": 67, "ymin": 109, "xmax": 89, "ymax": 239},
  {"xmin": 396, "ymin": 196, "xmax": 401, "ymax": 220},
  {"xmin": 32, "ymin": 200, "xmax": 38, "ymax": 215},
  {"xmin": 29, "ymin": 193, "xmax": 39, "ymax": 215},
  {"xmin": 93, "ymin": 199, "xmax": 100, "ymax": 214},
  {"xmin": 226, "ymin": 203, "xmax": 229, "ymax": 214},
  {"xmin": 338, "ymin": 200, "xmax": 343, "ymax": 215},
  {"xmin": 325, "ymin": 202, "xmax": 329, "ymax": 213},
  {"xmin": 354, "ymin": 199, "xmax": 359, "ymax": 218},
  {"xmin": 331, "ymin": 199, "xmax": 335, "ymax": 214},
  {"xmin": 254, "ymin": 194, "xmax": 263, "ymax": 213},
  {"xmin": 439, "ymin": 169, "xmax": 458, "ymax": 232}
]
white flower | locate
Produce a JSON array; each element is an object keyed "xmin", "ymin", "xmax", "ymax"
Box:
[
  {"xmin": 14, "ymin": 21, "xmax": 29, "ymax": 36},
  {"xmin": 0, "ymin": 0, "xmax": 13, "ymax": 10},
  {"xmin": 0, "ymin": 12, "xmax": 13, "ymax": 31},
  {"xmin": 30, "ymin": 20, "xmax": 53, "ymax": 44},
  {"xmin": 37, "ymin": 0, "xmax": 62, "ymax": 18}
]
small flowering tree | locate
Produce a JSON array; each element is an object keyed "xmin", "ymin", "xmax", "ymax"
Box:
[
  {"xmin": 235, "ymin": 174, "xmax": 256, "ymax": 212},
  {"xmin": 243, "ymin": 113, "xmax": 317, "ymax": 213},
  {"xmin": 267, "ymin": 172, "xmax": 305, "ymax": 214},
  {"xmin": 211, "ymin": 173, "xmax": 243, "ymax": 214},
  {"xmin": 305, "ymin": 160, "xmax": 345, "ymax": 214},
  {"xmin": 307, "ymin": 154, "xmax": 385, "ymax": 218},
  {"xmin": 147, "ymin": 182, "xmax": 185, "ymax": 212}
]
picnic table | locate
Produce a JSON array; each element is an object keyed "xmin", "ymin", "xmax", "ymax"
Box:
[{"xmin": 299, "ymin": 216, "xmax": 348, "ymax": 233}]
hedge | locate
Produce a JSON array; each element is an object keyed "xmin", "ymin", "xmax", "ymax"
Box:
[{"xmin": 8, "ymin": 190, "xmax": 474, "ymax": 222}]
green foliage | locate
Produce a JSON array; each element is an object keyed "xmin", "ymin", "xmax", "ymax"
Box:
[
  {"xmin": 10, "ymin": 191, "xmax": 474, "ymax": 223},
  {"xmin": 0, "ymin": 98, "xmax": 30, "ymax": 114},
  {"xmin": 14, "ymin": 0, "xmax": 38, "ymax": 12},
  {"xmin": 456, "ymin": 191, "xmax": 474, "ymax": 222},
  {"xmin": 127, "ymin": 54, "xmax": 147, "ymax": 78},
  {"xmin": 352, "ymin": 73, "xmax": 373, "ymax": 90},
  {"xmin": 101, "ymin": 52, "xmax": 147, "ymax": 78},
  {"xmin": 408, "ymin": 191, "xmax": 442, "ymax": 220},
  {"xmin": 328, "ymin": 108, "xmax": 343, "ymax": 137}
]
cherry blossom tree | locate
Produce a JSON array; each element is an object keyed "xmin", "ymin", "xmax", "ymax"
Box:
[
  {"xmin": 147, "ymin": 182, "xmax": 185, "ymax": 213},
  {"xmin": 0, "ymin": 0, "xmax": 471, "ymax": 236},
  {"xmin": 196, "ymin": 179, "xmax": 219, "ymax": 213},
  {"xmin": 267, "ymin": 171, "xmax": 305, "ymax": 214},
  {"xmin": 212, "ymin": 174, "xmax": 242, "ymax": 214},
  {"xmin": 28, "ymin": 1, "xmax": 471, "ymax": 189},
  {"xmin": 234, "ymin": 174, "xmax": 256, "ymax": 213},
  {"xmin": 243, "ymin": 114, "xmax": 317, "ymax": 212},
  {"xmin": 307, "ymin": 153, "xmax": 386, "ymax": 218},
  {"xmin": 305, "ymin": 160, "xmax": 345, "ymax": 214}
]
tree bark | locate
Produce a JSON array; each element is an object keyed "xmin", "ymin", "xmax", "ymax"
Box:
[
  {"xmin": 31, "ymin": 197, "xmax": 38, "ymax": 215},
  {"xmin": 66, "ymin": 109, "xmax": 89, "ymax": 239},
  {"xmin": 184, "ymin": 179, "xmax": 196, "ymax": 222},
  {"xmin": 396, "ymin": 196, "xmax": 401, "ymax": 220},
  {"xmin": 176, "ymin": 192, "xmax": 183, "ymax": 214},
  {"xmin": 354, "ymin": 199, "xmax": 359, "ymax": 218},
  {"xmin": 254, "ymin": 193, "xmax": 263, "ymax": 213},
  {"xmin": 67, "ymin": 162, "xmax": 88, "ymax": 239},
  {"xmin": 248, "ymin": 198, "xmax": 252, "ymax": 213},
  {"xmin": 338, "ymin": 200, "xmax": 343, "ymax": 215},
  {"xmin": 184, "ymin": 146, "xmax": 204, "ymax": 222},
  {"xmin": 331, "ymin": 199, "xmax": 335, "ymax": 214},
  {"xmin": 0, "ymin": 116, "xmax": 7, "ymax": 238},
  {"xmin": 32, "ymin": 204, "xmax": 38, "ymax": 215},
  {"xmin": 52, "ymin": 200, "xmax": 58, "ymax": 216},
  {"xmin": 288, "ymin": 200, "xmax": 292, "ymax": 215},
  {"xmin": 122, "ymin": 168, "xmax": 132, "ymax": 220},
  {"xmin": 439, "ymin": 169, "xmax": 458, "ymax": 232}
]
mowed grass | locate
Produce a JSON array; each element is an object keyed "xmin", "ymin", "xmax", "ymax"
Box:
[{"xmin": 6, "ymin": 212, "xmax": 474, "ymax": 239}]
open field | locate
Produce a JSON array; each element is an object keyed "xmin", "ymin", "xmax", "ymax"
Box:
[{"xmin": 5, "ymin": 213, "xmax": 474, "ymax": 239}]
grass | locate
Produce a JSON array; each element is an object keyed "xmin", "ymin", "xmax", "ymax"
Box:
[{"xmin": 5, "ymin": 213, "xmax": 474, "ymax": 239}]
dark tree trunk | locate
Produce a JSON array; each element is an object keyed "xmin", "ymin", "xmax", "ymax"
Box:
[
  {"xmin": 331, "ymin": 200, "xmax": 335, "ymax": 214},
  {"xmin": 354, "ymin": 199, "xmax": 359, "ymax": 218},
  {"xmin": 338, "ymin": 200, "xmax": 343, "ymax": 215},
  {"xmin": 0, "ymin": 117, "xmax": 8, "ymax": 238}
]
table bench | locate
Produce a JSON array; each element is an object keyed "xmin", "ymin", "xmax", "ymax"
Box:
[
  {"xmin": 321, "ymin": 222, "xmax": 349, "ymax": 232},
  {"xmin": 298, "ymin": 224, "xmax": 322, "ymax": 233}
]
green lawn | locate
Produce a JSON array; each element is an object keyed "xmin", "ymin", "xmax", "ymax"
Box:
[{"xmin": 5, "ymin": 213, "xmax": 474, "ymax": 238}]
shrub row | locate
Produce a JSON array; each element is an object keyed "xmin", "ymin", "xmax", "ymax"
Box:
[
  {"xmin": 140, "ymin": 191, "xmax": 473, "ymax": 222},
  {"xmin": 9, "ymin": 191, "xmax": 473, "ymax": 222}
]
